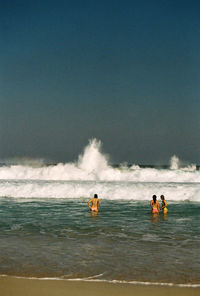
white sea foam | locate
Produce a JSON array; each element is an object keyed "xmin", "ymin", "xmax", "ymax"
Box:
[
  {"xmin": 0, "ymin": 139, "xmax": 199, "ymax": 201},
  {"xmin": 170, "ymin": 155, "xmax": 180, "ymax": 170},
  {"xmin": 0, "ymin": 178, "xmax": 200, "ymax": 201},
  {"xmin": 0, "ymin": 274, "xmax": 199, "ymax": 288},
  {"xmin": 0, "ymin": 139, "xmax": 199, "ymax": 182}
]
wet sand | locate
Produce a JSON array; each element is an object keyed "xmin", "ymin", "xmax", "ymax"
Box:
[{"xmin": 1, "ymin": 277, "xmax": 200, "ymax": 296}]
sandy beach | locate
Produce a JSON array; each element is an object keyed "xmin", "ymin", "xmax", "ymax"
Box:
[{"xmin": 1, "ymin": 277, "xmax": 200, "ymax": 296}]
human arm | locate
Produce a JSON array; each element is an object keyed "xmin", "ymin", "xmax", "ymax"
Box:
[
  {"xmin": 162, "ymin": 200, "xmax": 167, "ymax": 209},
  {"xmin": 88, "ymin": 199, "xmax": 92, "ymax": 209}
]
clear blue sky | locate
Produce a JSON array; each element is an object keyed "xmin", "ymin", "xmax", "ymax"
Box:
[{"xmin": 0, "ymin": 0, "xmax": 200, "ymax": 164}]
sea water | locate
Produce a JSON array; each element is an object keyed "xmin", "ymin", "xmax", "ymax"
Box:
[{"xmin": 0, "ymin": 139, "xmax": 199, "ymax": 285}]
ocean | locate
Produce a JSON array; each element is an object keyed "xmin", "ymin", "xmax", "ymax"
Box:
[{"xmin": 0, "ymin": 139, "xmax": 199, "ymax": 286}]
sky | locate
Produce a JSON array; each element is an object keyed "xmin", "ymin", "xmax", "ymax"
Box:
[{"xmin": 0, "ymin": 0, "xmax": 200, "ymax": 165}]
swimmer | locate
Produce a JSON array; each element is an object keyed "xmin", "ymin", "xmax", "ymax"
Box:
[
  {"xmin": 88, "ymin": 194, "xmax": 100, "ymax": 212},
  {"xmin": 150, "ymin": 195, "xmax": 159, "ymax": 214},
  {"xmin": 160, "ymin": 195, "xmax": 168, "ymax": 214}
]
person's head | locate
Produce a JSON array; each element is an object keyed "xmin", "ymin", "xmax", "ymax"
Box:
[
  {"xmin": 160, "ymin": 195, "xmax": 165, "ymax": 201},
  {"xmin": 152, "ymin": 195, "xmax": 157, "ymax": 203},
  {"xmin": 94, "ymin": 194, "xmax": 98, "ymax": 199}
]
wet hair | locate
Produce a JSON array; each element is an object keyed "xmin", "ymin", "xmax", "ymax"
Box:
[
  {"xmin": 153, "ymin": 195, "xmax": 157, "ymax": 204},
  {"xmin": 94, "ymin": 194, "xmax": 98, "ymax": 198}
]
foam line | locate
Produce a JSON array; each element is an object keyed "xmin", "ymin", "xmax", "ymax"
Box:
[{"xmin": 0, "ymin": 274, "xmax": 199, "ymax": 288}]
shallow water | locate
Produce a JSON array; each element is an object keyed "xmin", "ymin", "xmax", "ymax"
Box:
[
  {"xmin": 0, "ymin": 140, "xmax": 199, "ymax": 285},
  {"xmin": 0, "ymin": 197, "xmax": 199, "ymax": 284}
]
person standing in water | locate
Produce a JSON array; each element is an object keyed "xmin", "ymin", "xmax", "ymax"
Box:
[
  {"xmin": 88, "ymin": 194, "xmax": 100, "ymax": 212},
  {"xmin": 150, "ymin": 195, "xmax": 159, "ymax": 214},
  {"xmin": 160, "ymin": 195, "xmax": 168, "ymax": 214}
]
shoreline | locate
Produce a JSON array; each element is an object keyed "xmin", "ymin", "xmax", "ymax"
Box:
[
  {"xmin": 1, "ymin": 276, "xmax": 200, "ymax": 296},
  {"xmin": 1, "ymin": 274, "xmax": 200, "ymax": 288}
]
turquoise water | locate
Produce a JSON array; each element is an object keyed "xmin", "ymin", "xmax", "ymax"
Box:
[{"xmin": 0, "ymin": 197, "xmax": 199, "ymax": 284}]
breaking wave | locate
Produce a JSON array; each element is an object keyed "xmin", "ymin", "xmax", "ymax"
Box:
[
  {"xmin": 0, "ymin": 139, "xmax": 199, "ymax": 201},
  {"xmin": 0, "ymin": 139, "xmax": 198, "ymax": 182}
]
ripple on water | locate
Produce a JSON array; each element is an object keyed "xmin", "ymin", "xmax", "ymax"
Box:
[{"xmin": 0, "ymin": 199, "xmax": 199, "ymax": 285}]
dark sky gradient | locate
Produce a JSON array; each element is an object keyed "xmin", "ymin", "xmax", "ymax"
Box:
[{"xmin": 0, "ymin": 0, "xmax": 200, "ymax": 164}]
